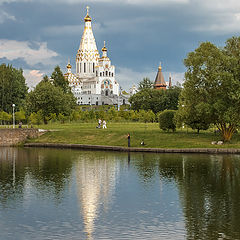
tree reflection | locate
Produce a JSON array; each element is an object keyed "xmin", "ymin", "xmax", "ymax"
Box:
[
  {"xmin": 0, "ymin": 148, "xmax": 74, "ymax": 207},
  {"xmin": 133, "ymin": 153, "xmax": 240, "ymax": 239}
]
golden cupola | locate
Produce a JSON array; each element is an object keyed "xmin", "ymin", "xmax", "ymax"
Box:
[
  {"xmin": 102, "ymin": 41, "xmax": 107, "ymax": 52},
  {"xmin": 84, "ymin": 6, "xmax": 91, "ymax": 22}
]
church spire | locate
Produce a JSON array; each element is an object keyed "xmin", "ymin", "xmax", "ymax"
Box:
[
  {"xmin": 154, "ymin": 62, "xmax": 167, "ymax": 90},
  {"xmin": 76, "ymin": 6, "xmax": 100, "ymax": 76}
]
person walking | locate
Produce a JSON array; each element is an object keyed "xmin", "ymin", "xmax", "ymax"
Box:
[
  {"xmin": 102, "ymin": 120, "xmax": 107, "ymax": 129},
  {"xmin": 97, "ymin": 119, "xmax": 102, "ymax": 128},
  {"xmin": 127, "ymin": 133, "xmax": 130, "ymax": 147}
]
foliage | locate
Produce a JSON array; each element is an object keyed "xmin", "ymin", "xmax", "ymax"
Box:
[
  {"xmin": 138, "ymin": 77, "xmax": 153, "ymax": 90},
  {"xmin": 51, "ymin": 66, "xmax": 70, "ymax": 94},
  {"xmin": 129, "ymin": 86, "xmax": 181, "ymax": 113},
  {"xmin": 175, "ymin": 103, "xmax": 210, "ymax": 133},
  {"xmin": 26, "ymin": 80, "xmax": 76, "ymax": 124},
  {"xmin": 29, "ymin": 111, "xmax": 43, "ymax": 125},
  {"xmin": 0, "ymin": 64, "xmax": 28, "ymax": 113},
  {"xmin": 159, "ymin": 110, "xmax": 176, "ymax": 132},
  {"xmin": 178, "ymin": 37, "xmax": 240, "ymax": 141},
  {"xmin": 0, "ymin": 111, "xmax": 12, "ymax": 124},
  {"xmin": 15, "ymin": 109, "xmax": 26, "ymax": 123}
]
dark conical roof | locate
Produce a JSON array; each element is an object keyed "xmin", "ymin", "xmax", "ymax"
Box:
[{"xmin": 154, "ymin": 64, "xmax": 167, "ymax": 90}]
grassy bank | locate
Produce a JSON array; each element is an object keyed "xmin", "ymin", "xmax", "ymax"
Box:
[{"xmin": 25, "ymin": 122, "xmax": 240, "ymax": 149}]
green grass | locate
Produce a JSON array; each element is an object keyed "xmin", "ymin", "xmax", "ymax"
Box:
[{"xmin": 24, "ymin": 122, "xmax": 240, "ymax": 149}]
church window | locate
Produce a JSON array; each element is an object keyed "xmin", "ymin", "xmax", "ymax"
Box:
[
  {"xmin": 100, "ymin": 72, "xmax": 102, "ymax": 77},
  {"xmin": 106, "ymin": 71, "xmax": 108, "ymax": 76},
  {"xmin": 80, "ymin": 63, "xmax": 81, "ymax": 73},
  {"xmin": 109, "ymin": 72, "xmax": 111, "ymax": 77},
  {"xmin": 112, "ymin": 73, "xmax": 114, "ymax": 77},
  {"xmin": 103, "ymin": 72, "xmax": 104, "ymax": 76},
  {"xmin": 96, "ymin": 71, "xmax": 98, "ymax": 77},
  {"xmin": 93, "ymin": 63, "xmax": 95, "ymax": 73},
  {"xmin": 84, "ymin": 63, "xmax": 86, "ymax": 73}
]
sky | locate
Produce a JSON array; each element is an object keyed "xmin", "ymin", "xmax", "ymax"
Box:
[{"xmin": 0, "ymin": 0, "xmax": 240, "ymax": 90}]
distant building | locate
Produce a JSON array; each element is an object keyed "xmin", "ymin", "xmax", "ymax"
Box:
[
  {"xmin": 129, "ymin": 85, "xmax": 138, "ymax": 96},
  {"xmin": 65, "ymin": 7, "xmax": 129, "ymax": 106},
  {"xmin": 153, "ymin": 63, "xmax": 172, "ymax": 90}
]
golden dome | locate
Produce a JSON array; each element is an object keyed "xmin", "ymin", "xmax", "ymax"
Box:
[
  {"xmin": 67, "ymin": 63, "xmax": 72, "ymax": 69},
  {"xmin": 158, "ymin": 62, "xmax": 162, "ymax": 71},
  {"xmin": 84, "ymin": 6, "xmax": 91, "ymax": 22},
  {"xmin": 102, "ymin": 41, "xmax": 107, "ymax": 52}
]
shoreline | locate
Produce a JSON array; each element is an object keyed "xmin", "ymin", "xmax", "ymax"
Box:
[{"xmin": 23, "ymin": 143, "xmax": 240, "ymax": 154}]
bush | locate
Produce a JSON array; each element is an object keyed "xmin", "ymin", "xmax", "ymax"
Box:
[{"xmin": 159, "ymin": 110, "xmax": 176, "ymax": 132}]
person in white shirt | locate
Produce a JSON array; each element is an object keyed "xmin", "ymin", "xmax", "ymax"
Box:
[{"xmin": 102, "ymin": 120, "xmax": 107, "ymax": 129}]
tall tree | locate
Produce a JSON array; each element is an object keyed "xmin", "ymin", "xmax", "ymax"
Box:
[
  {"xmin": 0, "ymin": 64, "xmax": 28, "ymax": 113},
  {"xmin": 26, "ymin": 80, "xmax": 76, "ymax": 124},
  {"xmin": 129, "ymin": 86, "xmax": 181, "ymax": 113},
  {"xmin": 178, "ymin": 37, "xmax": 240, "ymax": 141},
  {"xmin": 51, "ymin": 66, "xmax": 70, "ymax": 94},
  {"xmin": 138, "ymin": 77, "xmax": 153, "ymax": 90}
]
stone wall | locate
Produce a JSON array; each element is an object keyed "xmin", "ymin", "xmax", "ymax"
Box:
[{"xmin": 0, "ymin": 129, "xmax": 41, "ymax": 146}]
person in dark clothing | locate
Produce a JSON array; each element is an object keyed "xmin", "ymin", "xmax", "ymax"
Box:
[{"xmin": 127, "ymin": 133, "xmax": 130, "ymax": 147}]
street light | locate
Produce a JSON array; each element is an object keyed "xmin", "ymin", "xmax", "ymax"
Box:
[{"xmin": 12, "ymin": 104, "xmax": 15, "ymax": 129}]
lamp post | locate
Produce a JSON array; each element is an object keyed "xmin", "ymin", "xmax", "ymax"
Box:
[{"xmin": 12, "ymin": 104, "xmax": 15, "ymax": 129}]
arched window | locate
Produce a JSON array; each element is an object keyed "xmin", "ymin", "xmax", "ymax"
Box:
[
  {"xmin": 103, "ymin": 72, "xmax": 104, "ymax": 76},
  {"xmin": 84, "ymin": 63, "xmax": 86, "ymax": 73},
  {"xmin": 112, "ymin": 73, "xmax": 114, "ymax": 77},
  {"xmin": 93, "ymin": 63, "xmax": 95, "ymax": 73},
  {"xmin": 96, "ymin": 71, "xmax": 98, "ymax": 77},
  {"xmin": 100, "ymin": 72, "xmax": 102, "ymax": 77},
  {"xmin": 106, "ymin": 71, "xmax": 108, "ymax": 76}
]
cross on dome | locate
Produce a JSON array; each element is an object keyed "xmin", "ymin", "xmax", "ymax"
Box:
[{"xmin": 84, "ymin": 6, "xmax": 91, "ymax": 22}]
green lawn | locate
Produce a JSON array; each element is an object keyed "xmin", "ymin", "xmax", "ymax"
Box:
[{"xmin": 25, "ymin": 122, "xmax": 240, "ymax": 149}]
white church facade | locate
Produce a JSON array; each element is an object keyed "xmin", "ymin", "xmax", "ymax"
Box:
[{"xmin": 65, "ymin": 7, "xmax": 129, "ymax": 106}]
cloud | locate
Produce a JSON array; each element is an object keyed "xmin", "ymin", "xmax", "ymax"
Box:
[
  {"xmin": 0, "ymin": 40, "xmax": 58, "ymax": 66},
  {"xmin": 23, "ymin": 69, "xmax": 43, "ymax": 89},
  {"xmin": 0, "ymin": 9, "xmax": 16, "ymax": 23},
  {"xmin": 117, "ymin": 67, "xmax": 184, "ymax": 91},
  {"xmin": 192, "ymin": 12, "xmax": 240, "ymax": 34}
]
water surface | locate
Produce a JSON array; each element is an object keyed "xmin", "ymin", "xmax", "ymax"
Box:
[{"xmin": 0, "ymin": 147, "xmax": 240, "ymax": 240}]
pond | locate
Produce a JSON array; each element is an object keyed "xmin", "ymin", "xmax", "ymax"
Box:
[{"xmin": 0, "ymin": 147, "xmax": 240, "ymax": 240}]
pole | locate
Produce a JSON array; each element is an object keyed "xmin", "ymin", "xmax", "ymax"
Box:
[{"xmin": 12, "ymin": 104, "xmax": 15, "ymax": 129}]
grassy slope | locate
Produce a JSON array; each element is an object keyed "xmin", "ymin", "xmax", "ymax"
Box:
[{"xmin": 27, "ymin": 122, "xmax": 240, "ymax": 149}]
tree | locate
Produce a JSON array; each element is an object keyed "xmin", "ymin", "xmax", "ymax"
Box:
[
  {"xmin": 51, "ymin": 66, "xmax": 70, "ymax": 94},
  {"xmin": 179, "ymin": 38, "xmax": 240, "ymax": 141},
  {"xmin": 26, "ymin": 80, "xmax": 76, "ymax": 124},
  {"xmin": 129, "ymin": 86, "xmax": 181, "ymax": 114},
  {"xmin": 0, "ymin": 111, "xmax": 12, "ymax": 125},
  {"xmin": 15, "ymin": 109, "xmax": 26, "ymax": 123},
  {"xmin": 138, "ymin": 77, "xmax": 153, "ymax": 90},
  {"xmin": 159, "ymin": 110, "xmax": 176, "ymax": 132},
  {"xmin": 0, "ymin": 64, "xmax": 28, "ymax": 113}
]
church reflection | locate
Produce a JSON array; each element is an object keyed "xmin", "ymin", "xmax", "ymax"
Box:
[{"xmin": 75, "ymin": 153, "xmax": 119, "ymax": 240}]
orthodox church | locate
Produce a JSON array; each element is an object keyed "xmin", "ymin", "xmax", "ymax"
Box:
[{"xmin": 65, "ymin": 7, "xmax": 128, "ymax": 106}]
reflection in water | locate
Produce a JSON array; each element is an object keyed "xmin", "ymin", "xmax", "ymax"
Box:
[
  {"xmin": 0, "ymin": 148, "xmax": 240, "ymax": 240},
  {"xmin": 76, "ymin": 153, "xmax": 119, "ymax": 240}
]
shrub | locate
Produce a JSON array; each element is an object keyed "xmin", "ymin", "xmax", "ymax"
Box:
[{"xmin": 159, "ymin": 110, "xmax": 176, "ymax": 132}]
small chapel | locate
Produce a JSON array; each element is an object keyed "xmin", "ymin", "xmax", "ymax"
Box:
[{"xmin": 64, "ymin": 7, "xmax": 128, "ymax": 106}]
